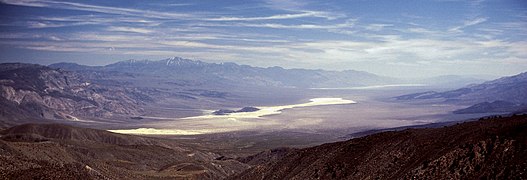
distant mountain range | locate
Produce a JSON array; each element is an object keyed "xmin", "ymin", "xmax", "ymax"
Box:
[
  {"xmin": 0, "ymin": 57, "xmax": 520, "ymax": 126},
  {"xmin": 2, "ymin": 58, "xmax": 526, "ymax": 179},
  {"xmin": 50, "ymin": 57, "xmax": 396, "ymax": 88},
  {"xmin": 0, "ymin": 58, "xmax": 397, "ymax": 126},
  {"xmin": 453, "ymin": 101, "xmax": 526, "ymax": 114},
  {"xmin": 52, "ymin": 57, "xmax": 494, "ymax": 89},
  {"xmin": 396, "ymin": 72, "xmax": 527, "ymax": 114},
  {"xmin": 414, "ymin": 75, "xmax": 489, "ymax": 88}
]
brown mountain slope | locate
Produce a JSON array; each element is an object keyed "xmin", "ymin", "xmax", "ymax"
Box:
[
  {"xmin": 0, "ymin": 63, "xmax": 146, "ymax": 125},
  {"xmin": 0, "ymin": 123, "xmax": 248, "ymax": 179},
  {"xmin": 1, "ymin": 123, "xmax": 162, "ymax": 146},
  {"xmin": 231, "ymin": 115, "xmax": 527, "ymax": 179}
]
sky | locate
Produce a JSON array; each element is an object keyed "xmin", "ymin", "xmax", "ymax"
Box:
[{"xmin": 0, "ymin": 0, "xmax": 526, "ymax": 78}]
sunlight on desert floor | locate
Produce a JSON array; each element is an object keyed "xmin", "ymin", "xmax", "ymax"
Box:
[
  {"xmin": 109, "ymin": 98, "xmax": 356, "ymax": 135},
  {"xmin": 183, "ymin": 98, "xmax": 356, "ymax": 119}
]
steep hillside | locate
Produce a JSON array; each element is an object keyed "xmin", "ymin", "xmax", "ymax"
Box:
[
  {"xmin": 231, "ymin": 115, "xmax": 527, "ymax": 179},
  {"xmin": 396, "ymin": 72, "xmax": 527, "ymax": 104},
  {"xmin": 1, "ymin": 123, "xmax": 161, "ymax": 146},
  {"xmin": 0, "ymin": 63, "xmax": 147, "ymax": 125},
  {"xmin": 396, "ymin": 71, "xmax": 527, "ymax": 113},
  {"xmin": 415, "ymin": 75, "xmax": 488, "ymax": 88},
  {"xmin": 453, "ymin": 101, "xmax": 527, "ymax": 114},
  {"xmin": 1, "ymin": 61, "xmax": 317, "ymax": 126},
  {"xmin": 0, "ymin": 123, "xmax": 248, "ymax": 179}
]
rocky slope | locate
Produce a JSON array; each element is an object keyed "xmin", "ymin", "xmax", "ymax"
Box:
[
  {"xmin": 0, "ymin": 123, "xmax": 248, "ymax": 179},
  {"xmin": 0, "ymin": 61, "xmax": 314, "ymax": 127},
  {"xmin": 0, "ymin": 63, "xmax": 148, "ymax": 125},
  {"xmin": 231, "ymin": 114, "xmax": 527, "ymax": 179},
  {"xmin": 397, "ymin": 71, "xmax": 527, "ymax": 104},
  {"xmin": 414, "ymin": 75, "xmax": 488, "ymax": 88},
  {"xmin": 236, "ymin": 147, "xmax": 297, "ymax": 166},
  {"xmin": 1, "ymin": 123, "xmax": 161, "ymax": 146},
  {"xmin": 396, "ymin": 71, "xmax": 527, "ymax": 113},
  {"xmin": 453, "ymin": 100, "xmax": 527, "ymax": 114}
]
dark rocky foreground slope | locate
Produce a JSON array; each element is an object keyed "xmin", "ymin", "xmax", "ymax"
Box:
[
  {"xmin": 231, "ymin": 115, "xmax": 527, "ymax": 179},
  {"xmin": 0, "ymin": 124, "xmax": 248, "ymax": 179},
  {"xmin": 1, "ymin": 116, "xmax": 526, "ymax": 179}
]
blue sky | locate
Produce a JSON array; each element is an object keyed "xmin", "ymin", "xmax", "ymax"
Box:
[{"xmin": 0, "ymin": 0, "xmax": 526, "ymax": 78}]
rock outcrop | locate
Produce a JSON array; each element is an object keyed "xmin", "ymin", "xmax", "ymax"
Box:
[
  {"xmin": 0, "ymin": 63, "xmax": 147, "ymax": 125},
  {"xmin": 0, "ymin": 123, "xmax": 249, "ymax": 179},
  {"xmin": 231, "ymin": 115, "xmax": 527, "ymax": 179}
]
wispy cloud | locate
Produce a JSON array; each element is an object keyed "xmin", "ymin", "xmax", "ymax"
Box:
[
  {"xmin": 234, "ymin": 22, "xmax": 353, "ymax": 29},
  {"xmin": 106, "ymin": 26, "xmax": 154, "ymax": 34},
  {"xmin": 207, "ymin": 11, "xmax": 337, "ymax": 21},
  {"xmin": 5, "ymin": 31, "xmax": 522, "ymax": 65},
  {"xmin": 26, "ymin": 20, "xmax": 96, "ymax": 28},
  {"xmin": 0, "ymin": 0, "xmax": 193, "ymax": 19},
  {"xmin": 406, "ymin": 27, "xmax": 438, "ymax": 34},
  {"xmin": 261, "ymin": 0, "xmax": 345, "ymax": 20},
  {"xmin": 36, "ymin": 15, "xmax": 156, "ymax": 25},
  {"xmin": 196, "ymin": 19, "xmax": 356, "ymax": 30},
  {"xmin": 0, "ymin": 0, "xmax": 47, "ymax": 7},
  {"xmin": 364, "ymin": 24, "xmax": 393, "ymax": 31},
  {"xmin": 1, "ymin": 0, "xmax": 341, "ymax": 22},
  {"xmin": 149, "ymin": 2, "xmax": 193, "ymax": 7},
  {"xmin": 449, "ymin": 17, "xmax": 488, "ymax": 32},
  {"xmin": 1, "ymin": 0, "xmax": 526, "ymax": 77},
  {"xmin": 263, "ymin": 0, "xmax": 307, "ymax": 11}
]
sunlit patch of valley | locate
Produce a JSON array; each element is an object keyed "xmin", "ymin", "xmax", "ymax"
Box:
[{"xmin": 109, "ymin": 98, "xmax": 356, "ymax": 135}]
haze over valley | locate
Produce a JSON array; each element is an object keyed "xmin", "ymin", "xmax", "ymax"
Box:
[
  {"xmin": 2, "ymin": 57, "xmax": 507, "ymax": 135},
  {"xmin": 1, "ymin": 0, "xmax": 526, "ymax": 179}
]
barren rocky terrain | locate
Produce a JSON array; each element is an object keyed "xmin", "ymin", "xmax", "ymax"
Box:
[
  {"xmin": 1, "ymin": 62, "xmax": 526, "ymax": 179},
  {"xmin": 0, "ymin": 63, "xmax": 148, "ymax": 126},
  {"xmin": 2, "ymin": 115, "xmax": 526, "ymax": 179},
  {"xmin": 0, "ymin": 124, "xmax": 248, "ymax": 179},
  {"xmin": 231, "ymin": 114, "xmax": 527, "ymax": 179}
]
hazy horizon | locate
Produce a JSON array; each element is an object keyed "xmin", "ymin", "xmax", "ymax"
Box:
[
  {"xmin": 1, "ymin": 0, "xmax": 526, "ymax": 78},
  {"xmin": 0, "ymin": 56, "xmax": 508, "ymax": 79}
]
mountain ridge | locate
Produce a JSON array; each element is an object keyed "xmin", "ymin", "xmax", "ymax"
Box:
[
  {"xmin": 396, "ymin": 71, "xmax": 527, "ymax": 114},
  {"xmin": 231, "ymin": 114, "xmax": 527, "ymax": 179},
  {"xmin": 50, "ymin": 57, "xmax": 397, "ymax": 88},
  {"xmin": 0, "ymin": 63, "xmax": 148, "ymax": 125},
  {"xmin": 0, "ymin": 123, "xmax": 249, "ymax": 179},
  {"xmin": 1, "ymin": 123, "xmax": 162, "ymax": 146}
]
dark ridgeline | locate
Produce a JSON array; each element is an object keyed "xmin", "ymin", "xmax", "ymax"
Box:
[
  {"xmin": 1, "ymin": 60, "xmax": 526, "ymax": 179},
  {"xmin": 0, "ymin": 123, "xmax": 249, "ymax": 179},
  {"xmin": 396, "ymin": 72, "xmax": 527, "ymax": 114},
  {"xmin": 2, "ymin": 114, "xmax": 526, "ymax": 179},
  {"xmin": 231, "ymin": 115, "xmax": 527, "ymax": 179}
]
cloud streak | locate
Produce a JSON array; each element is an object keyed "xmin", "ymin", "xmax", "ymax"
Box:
[
  {"xmin": 0, "ymin": 0, "xmax": 192, "ymax": 19},
  {"xmin": 449, "ymin": 17, "xmax": 488, "ymax": 32},
  {"xmin": 106, "ymin": 26, "xmax": 154, "ymax": 34},
  {"xmin": 0, "ymin": 0, "xmax": 525, "ymax": 77},
  {"xmin": 207, "ymin": 11, "xmax": 338, "ymax": 21}
]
